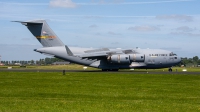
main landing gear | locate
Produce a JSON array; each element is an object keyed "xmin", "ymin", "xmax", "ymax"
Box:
[
  {"xmin": 102, "ymin": 69, "xmax": 119, "ymax": 71},
  {"xmin": 168, "ymin": 67, "xmax": 172, "ymax": 72}
]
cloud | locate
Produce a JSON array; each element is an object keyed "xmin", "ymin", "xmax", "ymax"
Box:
[
  {"xmin": 95, "ymin": 33, "xmax": 102, "ymax": 36},
  {"xmin": 89, "ymin": 24, "xmax": 98, "ymax": 28},
  {"xmin": 160, "ymin": 47, "xmax": 182, "ymax": 50},
  {"xmin": 171, "ymin": 26, "xmax": 198, "ymax": 36},
  {"xmin": 89, "ymin": 0, "xmax": 123, "ymax": 4},
  {"xmin": 128, "ymin": 25, "xmax": 160, "ymax": 32},
  {"xmin": 0, "ymin": 2, "xmax": 47, "ymax": 6},
  {"xmin": 176, "ymin": 26, "xmax": 195, "ymax": 32},
  {"xmin": 49, "ymin": 0, "xmax": 77, "ymax": 8},
  {"xmin": 111, "ymin": 42, "xmax": 120, "ymax": 45},
  {"xmin": 83, "ymin": 15, "xmax": 154, "ymax": 18},
  {"xmin": 156, "ymin": 15, "xmax": 193, "ymax": 22},
  {"xmin": 80, "ymin": 0, "xmax": 193, "ymax": 5},
  {"xmin": 21, "ymin": 38, "xmax": 32, "ymax": 41},
  {"xmin": 108, "ymin": 31, "xmax": 121, "ymax": 35},
  {"xmin": 170, "ymin": 32, "xmax": 200, "ymax": 37},
  {"xmin": 0, "ymin": 0, "xmax": 193, "ymax": 7},
  {"xmin": 120, "ymin": 0, "xmax": 193, "ymax": 5}
]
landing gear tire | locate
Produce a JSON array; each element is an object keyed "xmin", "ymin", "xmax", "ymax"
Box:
[
  {"xmin": 102, "ymin": 69, "xmax": 119, "ymax": 71},
  {"xmin": 102, "ymin": 69, "xmax": 108, "ymax": 71},
  {"xmin": 168, "ymin": 68, "xmax": 172, "ymax": 72},
  {"xmin": 112, "ymin": 69, "xmax": 119, "ymax": 71}
]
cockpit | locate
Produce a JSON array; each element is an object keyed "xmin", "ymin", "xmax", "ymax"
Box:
[
  {"xmin": 169, "ymin": 52, "xmax": 177, "ymax": 56},
  {"xmin": 169, "ymin": 52, "xmax": 181, "ymax": 61}
]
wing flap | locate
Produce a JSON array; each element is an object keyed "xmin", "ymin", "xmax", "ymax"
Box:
[{"xmin": 80, "ymin": 53, "xmax": 107, "ymax": 58}]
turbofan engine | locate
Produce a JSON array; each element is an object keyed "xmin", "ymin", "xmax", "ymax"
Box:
[{"xmin": 108, "ymin": 54, "xmax": 145, "ymax": 64}]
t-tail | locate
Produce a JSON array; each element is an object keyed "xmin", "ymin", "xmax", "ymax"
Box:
[
  {"xmin": 14, "ymin": 20, "xmax": 73, "ymax": 56},
  {"xmin": 14, "ymin": 20, "xmax": 64, "ymax": 47}
]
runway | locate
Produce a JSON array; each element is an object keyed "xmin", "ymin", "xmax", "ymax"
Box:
[{"xmin": 0, "ymin": 69, "xmax": 200, "ymax": 74}]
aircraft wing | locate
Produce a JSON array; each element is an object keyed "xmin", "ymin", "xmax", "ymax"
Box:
[{"xmin": 79, "ymin": 48, "xmax": 138, "ymax": 60}]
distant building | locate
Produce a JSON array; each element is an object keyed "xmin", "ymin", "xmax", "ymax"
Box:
[
  {"xmin": 52, "ymin": 62, "xmax": 70, "ymax": 65},
  {"xmin": 14, "ymin": 63, "xmax": 22, "ymax": 66},
  {"xmin": 0, "ymin": 55, "xmax": 3, "ymax": 66},
  {"xmin": 0, "ymin": 55, "xmax": 1, "ymax": 64}
]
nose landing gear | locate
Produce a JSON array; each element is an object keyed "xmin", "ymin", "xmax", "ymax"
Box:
[{"xmin": 168, "ymin": 67, "xmax": 172, "ymax": 72}]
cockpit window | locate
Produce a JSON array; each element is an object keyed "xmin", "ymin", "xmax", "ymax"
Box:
[
  {"xmin": 169, "ymin": 52, "xmax": 173, "ymax": 56},
  {"xmin": 169, "ymin": 52, "xmax": 177, "ymax": 56}
]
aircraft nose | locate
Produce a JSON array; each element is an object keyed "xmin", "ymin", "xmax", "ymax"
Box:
[{"xmin": 178, "ymin": 57, "xmax": 182, "ymax": 63}]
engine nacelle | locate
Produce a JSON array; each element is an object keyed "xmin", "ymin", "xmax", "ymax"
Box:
[
  {"xmin": 110, "ymin": 55, "xmax": 130, "ymax": 64},
  {"xmin": 109, "ymin": 54, "xmax": 145, "ymax": 64},
  {"xmin": 129, "ymin": 54, "xmax": 145, "ymax": 62}
]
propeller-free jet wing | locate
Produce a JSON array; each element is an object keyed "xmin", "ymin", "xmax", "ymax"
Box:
[{"xmin": 14, "ymin": 20, "xmax": 181, "ymax": 71}]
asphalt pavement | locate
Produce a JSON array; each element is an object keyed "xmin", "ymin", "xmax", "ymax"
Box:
[{"xmin": 0, "ymin": 69, "xmax": 200, "ymax": 74}]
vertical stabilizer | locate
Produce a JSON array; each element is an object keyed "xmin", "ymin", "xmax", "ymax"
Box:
[{"xmin": 15, "ymin": 20, "xmax": 64, "ymax": 47}]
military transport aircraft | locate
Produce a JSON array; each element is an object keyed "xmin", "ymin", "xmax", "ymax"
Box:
[{"xmin": 14, "ymin": 20, "xmax": 181, "ymax": 71}]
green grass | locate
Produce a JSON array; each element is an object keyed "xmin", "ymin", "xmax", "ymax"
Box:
[{"xmin": 0, "ymin": 72, "xmax": 200, "ymax": 111}]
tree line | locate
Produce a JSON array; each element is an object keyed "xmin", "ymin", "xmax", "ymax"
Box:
[
  {"xmin": 180, "ymin": 56, "xmax": 200, "ymax": 67},
  {"xmin": 1, "ymin": 57, "xmax": 67, "ymax": 65}
]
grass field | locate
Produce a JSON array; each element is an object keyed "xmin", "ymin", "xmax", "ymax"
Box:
[{"xmin": 0, "ymin": 72, "xmax": 200, "ymax": 111}]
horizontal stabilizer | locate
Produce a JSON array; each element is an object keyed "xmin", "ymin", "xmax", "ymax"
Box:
[{"xmin": 12, "ymin": 20, "xmax": 44, "ymax": 25}]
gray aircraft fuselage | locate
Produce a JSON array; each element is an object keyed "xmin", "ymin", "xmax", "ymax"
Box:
[
  {"xmin": 35, "ymin": 46, "xmax": 181, "ymax": 70},
  {"xmin": 15, "ymin": 20, "xmax": 181, "ymax": 71}
]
